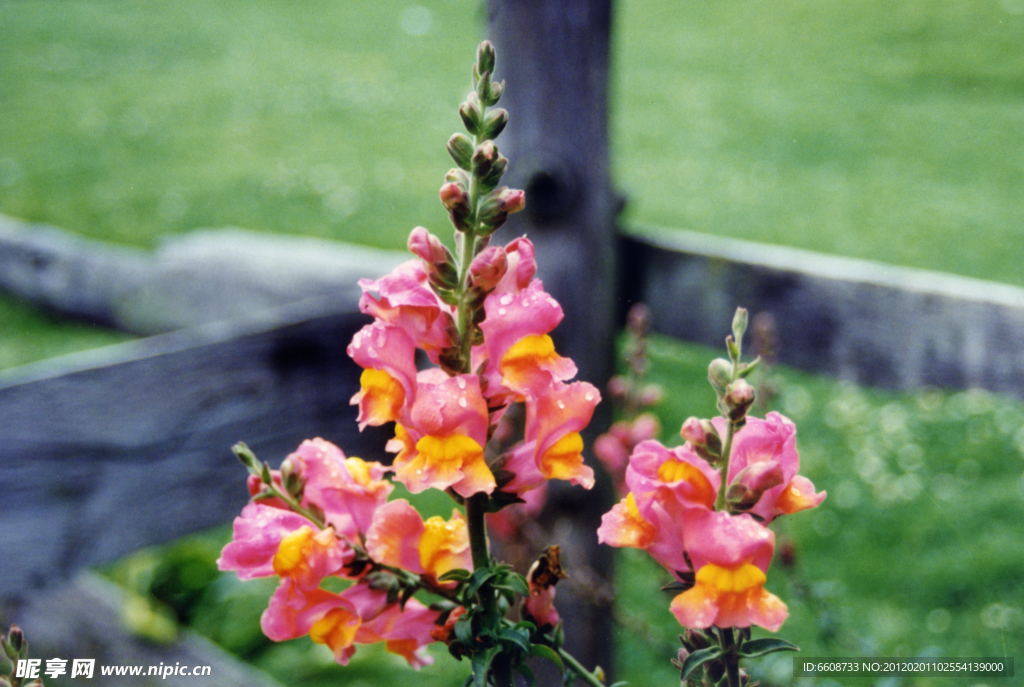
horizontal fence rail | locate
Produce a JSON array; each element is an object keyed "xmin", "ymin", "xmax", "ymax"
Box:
[
  {"xmin": 620, "ymin": 225, "xmax": 1024, "ymax": 399},
  {"xmin": 0, "ymin": 298, "xmax": 391, "ymax": 598}
]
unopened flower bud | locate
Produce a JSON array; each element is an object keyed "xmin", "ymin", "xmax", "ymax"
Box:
[
  {"xmin": 468, "ymin": 246, "xmax": 508, "ymax": 292},
  {"xmin": 708, "ymin": 358, "xmax": 732, "ymax": 391},
  {"xmin": 684, "ymin": 628, "xmax": 709, "ymax": 651},
  {"xmin": 630, "ymin": 412, "xmax": 661, "ymax": 444},
  {"xmin": 476, "ymin": 41, "xmax": 496, "ymax": 79},
  {"xmin": 638, "ymin": 383, "xmax": 664, "ymax": 407},
  {"xmin": 481, "ymin": 108, "xmax": 508, "ymax": 140},
  {"xmin": 471, "ymin": 140, "xmax": 499, "ymax": 177},
  {"xmin": 439, "ymin": 182, "xmax": 469, "ymax": 213},
  {"xmin": 447, "ymin": 134, "xmax": 474, "ymax": 171},
  {"xmin": 607, "ymin": 375, "xmax": 628, "ymax": 400},
  {"xmin": 732, "ymin": 307, "xmax": 749, "ymax": 342},
  {"xmin": 459, "ymin": 93, "xmax": 483, "ymax": 135},
  {"xmin": 674, "ymin": 646, "xmax": 690, "ymax": 669},
  {"xmin": 408, "ymin": 227, "xmax": 452, "ymax": 265},
  {"xmin": 728, "ymin": 461, "xmax": 784, "ymax": 511},
  {"xmin": 627, "ymin": 302, "xmax": 651, "ymax": 334},
  {"xmin": 475, "ymin": 187, "xmax": 525, "ymax": 234},
  {"xmin": 680, "ymin": 416, "xmax": 707, "ymax": 444},
  {"xmin": 724, "ymin": 379, "xmax": 756, "ymax": 420}
]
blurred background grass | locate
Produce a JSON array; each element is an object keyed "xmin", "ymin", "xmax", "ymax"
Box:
[{"xmin": 3, "ymin": 0, "xmax": 1024, "ymax": 684}]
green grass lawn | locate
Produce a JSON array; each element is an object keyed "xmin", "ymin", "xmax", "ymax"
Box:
[{"xmin": 3, "ymin": 0, "xmax": 1024, "ymax": 368}]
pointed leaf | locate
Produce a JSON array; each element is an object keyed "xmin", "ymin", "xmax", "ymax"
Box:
[
  {"xmin": 498, "ymin": 627, "xmax": 531, "ymax": 655},
  {"xmin": 467, "ymin": 568, "xmax": 496, "ymax": 597},
  {"xmin": 679, "ymin": 646, "xmax": 723, "ymax": 682},
  {"xmin": 438, "ymin": 569, "xmax": 472, "ymax": 583},
  {"xmin": 737, "ymin": 637, "xmax": 800, "ymax": 658},
  {"xmin": 529, "ymin": 644, "xmax": 564, "ymax": 672}
]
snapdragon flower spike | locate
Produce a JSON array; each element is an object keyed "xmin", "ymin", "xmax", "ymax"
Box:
[
  {"xmin": 669, "ymin": 509, "xmax": 787, "ymax": 632},
  {"xmin": 720, "ymin": 412, "xmax": 826, "ymax": 523},
  {"xmin": 387, "ymin": 369, "xmax": 496, "ymax": 498}
]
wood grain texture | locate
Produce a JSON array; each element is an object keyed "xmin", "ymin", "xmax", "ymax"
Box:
[
  {"xmin": 486, "ymin": 2, "xmax": 619, "ymax": 679},
  {"xmin": 621, "ymin": 225, "xmax": 1024, "ymax": 398},
  {"xmin": 0, "ymin": 298, "xmax": 391, "ymax": 598}
]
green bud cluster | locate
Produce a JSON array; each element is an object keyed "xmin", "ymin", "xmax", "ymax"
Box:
[
  {"xmin": 2, "ymin": 625, "xmax": 44, "ymax": 687},
  {"xmin": 442, "ymin": 40, "xmax": 525, "ymax": 239}
]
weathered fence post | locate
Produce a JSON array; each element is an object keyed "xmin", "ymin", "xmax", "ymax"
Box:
[{"xmin": 487, "ymin": 0, "xmax": 620, "ymax": 679}]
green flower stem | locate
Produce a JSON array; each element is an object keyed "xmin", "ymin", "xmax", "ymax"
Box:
[
  {"xmin": 557, "ymin": 647, "xmax": 608, "ymax": 687},
  {"xmin": 715, "ymin": 420, "xmax": 737, "ymax": 512},
  {"xmin": 465, "ymin": 492, "xmax": 491, "ymax": 571},
  {"xmin": 719, "ymin": 627, "xmax": 741, "ymax": 687}
]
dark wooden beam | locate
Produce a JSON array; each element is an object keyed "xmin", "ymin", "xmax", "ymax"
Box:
[{"xmin": 0, "ymin": 298, "xmax": 389, "ymax": 598}]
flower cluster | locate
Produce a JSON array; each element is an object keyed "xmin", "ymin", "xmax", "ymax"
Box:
[
  {"xmin": 597, "ymin": 308, "xmax": 825, "ymax": 685},
  {"xmin": 217, "ymin": 42, "xmax": 604, "ymax": 686},
  {"xmin": 350, "ymin": 232, "xmax": 600, "ymax": 503},
  {"xmin": 218, "ymin": 439, "xmax": 464, "ymax": 668}
]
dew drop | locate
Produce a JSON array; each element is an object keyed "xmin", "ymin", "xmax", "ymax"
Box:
[
  {"xmin": 456, "ymin": 377, "xmax": 467, "ymax": 389},
  {"xmin": 367, "ymin": 346, "xmax": 378, "ymax": 358},
  {"xmin": 499, "ymin": 308, "xmax": 507, "ymax": 316},
  {"xmin": 458, "ymin": 397, "xmax": 468, "ymax": 408},
  {"xmin": 500, "ymin": 293, "xmax": 514, "ymax": 305},
  {"xmin": 585, "ymin": 393, "xmax": 594, "ymax": 401},
  {"xmin": 557, "ymin": 400, "xmax": 565, "ymax": 409}
]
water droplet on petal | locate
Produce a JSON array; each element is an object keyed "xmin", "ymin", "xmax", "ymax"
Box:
[
  {"xmin": 456, "ymin": 377, "xmax": 467, "ymax": 389},
  {"xmin": 585, "ymin": 393, "xmax": 594, "ymax": 401},
  {"xmin": 498, "ymin": 308, "xmax": 507, "ymax": 316},
  {"xmin": 458, "ymin": 397, "xmax": 468, "ymax": 408},
  {"xmin": 557, "ymin": 400, "xmax": 565, "ymax": 409},
  {"xmin": 500, "ymin": 293, "xmax": 514, "ymax": 305},
  {"xmin": 367, "ymin": 346, "xmax": 378, "ymax": 357}
]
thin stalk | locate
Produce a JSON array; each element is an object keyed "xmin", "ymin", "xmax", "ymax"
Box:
[
  {"xmin": 719, "ymin": 627, "xmax": 741, "ymax": 687},
  {"xmin": 714, "ymin": 421, "xmax": 737, "ymax": 512},
  {"xmin": 465, "ymin": 492, "xmax": 491, "ymax": 570},
  {"xmin": 558, "ymin": 647, "xmax": 607, "ymax": 687}
]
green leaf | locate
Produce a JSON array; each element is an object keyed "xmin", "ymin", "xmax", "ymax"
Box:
[
  {"xmin": 529, "ymin": 644, "xmax": 564, "ymax": 672},
  {"xmin": 496, "ymin": 573, "xmax": 529, "ymax": 596},
  {"xmin": 467, "ymin": 568, "xmax": 496, "ymax": 597},
  {"xmin": 609, "ymin": 682, "xmax": 631, "ymax": 687},
  {"xmin": 471, "ymin": 647, "xmax": 497, "ymax": 687},
  {"xmin": 515, "ymin": 661, "xmax": 536, "ymax": 686},
  {"xmin": 737, "ymin": 637, "xmax": 800, "ymax": 658},
  {"xmin": 438, "ymin": 568, "xmax": 472, "ymax": 583},
  {"xmin": 497, "ymin": 628, "xmax": 531, "ymax": 655},
  {"xmin": 679, "ymin": 646, "xmax": 723, "ymax": 682}
]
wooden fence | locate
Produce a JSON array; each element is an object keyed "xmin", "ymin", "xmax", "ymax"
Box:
[{"xmin": 6, "ymin": 0, "xmax": 1024, "ymax": 682}]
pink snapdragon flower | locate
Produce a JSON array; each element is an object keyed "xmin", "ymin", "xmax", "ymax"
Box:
[
  {"xmin": 286, "ymin": 438, "xmax": 393, "ymax": 538},
  {"xmin": 502, "ymin": 381, "xmax": 601, "ymax": 494},
  {"xmin": 348, "ymin": 322, "xmax": 419, "ymax": 430},
  {"xmin": 669, "ymin": 510, "xmax": 787, "ymax": 631},
  {"xmin": 358, "ymin": 260, "xmax": 452, "ymax": 361},
  {"xmin": 597, "ymin": 439, "xmax": 720, "ymax": 575},
  {"xmin": 386, "ymin": 370, "xmax": 496, "ymax": 498},
  {"xmin": 721, "ymin": 412, "xmax": 825, "ymax": 523},
  {"xmin": 364, "ymin": 499, "xmax": 472, "ymax": 580},
  {"xmin": 217, "ymin": 503, "xmax": 350, "ymax": 588},
  {"xmin": 261, "ymin": 580, "xmax": 438, "ymax": 668}
]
